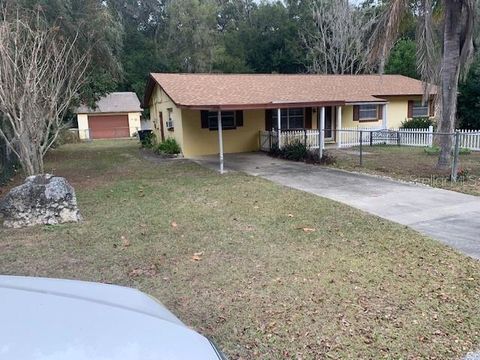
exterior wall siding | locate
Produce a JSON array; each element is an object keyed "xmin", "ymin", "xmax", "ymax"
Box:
[
  {"xmin": 127, "ymin": 112, "xmax": 142, "ymax": 136},
  {"xmin": 77, "ymin": 114, "xmax": 89, "ymax": 140},
  {"xmin": 341, "ymin": 105, "xmax": 383, "ymax": 128},
  {"xmin": 149, "ymin": 86, "xmax": 184, "ymax": 149},
  {"xmin": 384, "ymin": 96, "xmax": 424, "ymax": 128},
  {"xmin": 181, "ymin": 109, "xmax": 264, "ymax": 157}
]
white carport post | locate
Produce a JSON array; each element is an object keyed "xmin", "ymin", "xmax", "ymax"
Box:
[
  {"xmin": 318, "ymin": 106, "xmax": 325, "ymax": 158},
  {"xmin": 217, "ymin": 110, "xmax": 224, "ymax": 174},
  {"xmin": 382, "ymin": 103, "xmax": 388, "ymax": 129},
  {"xmin": 336, "ymin": 106, "xmax": 342, "ymax": 149},
  {"xmin": 277, "ymin": 108, "xmax": 282, "ymax": 148}
]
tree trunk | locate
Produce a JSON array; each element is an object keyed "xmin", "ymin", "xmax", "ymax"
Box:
[
  {"xmin": 17, "ymin": 134, "xmax": 44, "ymax": 176},
  {"xmin": 437, "ymin": 0, "xmax": 464, "ymax": 169},
  {"xmin": 378, "ymin": 43, "xmax": 387, "ymax": 75}
]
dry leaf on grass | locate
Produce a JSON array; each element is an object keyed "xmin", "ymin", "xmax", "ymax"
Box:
[
  {"xmin": 191, "ymin": 251, "xmax": 204, "ymax": 261},
  {"xmin": 296, "ymin": 227, "xmax": 316, "ymax": 233},
  {"xmin": 128, "ymin": 264, "xmax": 157, "ymax": 277},
  {"xmin": 171, "ymin": 221, "xmax": 178, "ymax": 228},
  {"xmin": 121, "ymin": 236, "xmax": 131, "ymax": 247}
]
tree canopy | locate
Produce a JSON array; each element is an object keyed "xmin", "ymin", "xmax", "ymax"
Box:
[{"xmin": 0, "ymin": 0, "xmax": 478, "ymax": 127}]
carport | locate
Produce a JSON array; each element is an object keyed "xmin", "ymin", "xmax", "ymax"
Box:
[{"xmin": 202, "ymin": 104, "xmax": 339, "ymax": 174}]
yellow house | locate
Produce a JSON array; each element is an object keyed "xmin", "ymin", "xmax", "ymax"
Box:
[
  {"xmin": 76, "ymin": 92, "xmax": 142, "ymax": 140},
  {"xmin": 144, "ymin": 73, "xmax": 435, "ymax": 159}
]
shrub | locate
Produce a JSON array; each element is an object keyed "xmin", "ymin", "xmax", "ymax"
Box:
[
  {"xmin": 268, "ymin": 142, "xmax": 336, "ymax": 165},
  {"xmin": 424, "ymin": 146, "xmax": 440, "ymax": 155},
  {"xmin": 401, "ymin": 117, "xmax": 435, "ymax": 129},
  {"xmin": 268, "ymin": 144, "xmax": 283, "ymax": 158},
  {"xmin": 53, "ymin": 128, "xmax": 81, "ymax": 147},
  {"xmin": 281, "ymin": 141, "xmax": 308, "ymax": 161},
  {"xmin": 139, "ymin": 131, "xmax": 156, "ymax": 149},
  {"xmin": 155, "ymin": 138, "xmax": 181, "ymax": 155}
]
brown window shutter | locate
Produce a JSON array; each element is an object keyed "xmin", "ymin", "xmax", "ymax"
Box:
[
  {"xmin": 201, "ymin": 110, "xmax": 209, "ymax": 128},
  {"xmin": 377, "ymin": 105, "xmax": 383, "ymax": 120},
  {"xmin": 429, "ymin": 99, "xmax": 435, "ymax": 117},
  {"xmin": 407, "ymin": 100, "xmax": 414, "ymax": 118},
  {"xmin": 265, "ymin": 109, "xmax": 272, "ymax": 131},
  {"xmin": 353, "ymin": 105, "xmax": 359, "ymax": 121},
  {"xmin": 236, "ymin": 110, "xmax": 244, "ymax": 127},
  {"xmin": 304, "ymin": 108, "xmax": 312, "ymax": 129}
]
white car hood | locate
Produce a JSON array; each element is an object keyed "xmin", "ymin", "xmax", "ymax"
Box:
[{"xmin": 0, "ymin": 276, "xmax": 219, "ymax": 360}]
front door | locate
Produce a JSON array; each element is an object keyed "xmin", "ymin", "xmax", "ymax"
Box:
[
  {"xmin": 324, "ymin": 107, "xmax": 334, "ymax": 141},
  {"xmin": 159, "ymin": 112, "xmax": 165, "ymax": 142}
]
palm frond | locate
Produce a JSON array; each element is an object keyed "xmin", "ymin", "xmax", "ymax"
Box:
[
  {"xmin": 458, "ymin": 0, "xmax": 476, "ymax": 80},
  {"xmin": 368, "ymin": 0, "xmax": 409, "ymax": 71},
  {"xmin": 416, "ymin": 0, "xmax": 441, "ymax": 99}
]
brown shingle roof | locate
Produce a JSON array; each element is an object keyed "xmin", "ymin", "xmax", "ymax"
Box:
[
  {"xmin": 76, "ymin": 92, "xmax": 142, "ymax": 114},
  {"xmin": 145, "ymin": 73, "xmax": 432, "ymax": 110}
]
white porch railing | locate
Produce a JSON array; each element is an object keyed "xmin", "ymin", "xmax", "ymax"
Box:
[
  {"xmin": 282, "ymin": 129, "xmax": 322, "ymax": 148},
  {"xmin": 260, "ymin": 126, "xmax": 480, "ymax": 152}
]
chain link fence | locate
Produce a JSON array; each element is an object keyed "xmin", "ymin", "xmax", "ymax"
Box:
[
  {"xmin": 261, "ymin": 127, "xmax": 480, "ymax": 193},
  {"xmin": 323, "ymin": 128, "xmax": 480, "ymax": 192}
]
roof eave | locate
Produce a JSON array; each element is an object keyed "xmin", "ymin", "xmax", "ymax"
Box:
[{"xmin": 178, "ymin": 100, "xmax": 346, "ymax": 111}]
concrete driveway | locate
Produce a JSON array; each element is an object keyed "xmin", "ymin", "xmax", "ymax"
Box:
[{"xmin": 194, "ymin": 152, "xmax": 480, "ymax": 260}]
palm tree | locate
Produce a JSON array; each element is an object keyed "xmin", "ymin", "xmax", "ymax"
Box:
[{"xmin": 371, "ymin": 0, "xmax": 476, "ymax": 169}]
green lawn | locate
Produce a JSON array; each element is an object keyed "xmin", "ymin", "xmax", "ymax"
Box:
[
  {"xmin": 329, "ymin": 145, "xmax": 480, "ymax": 196},
  {"xmin": 1, "ymin": 140, "xmax": 480, "ymax": 359}
]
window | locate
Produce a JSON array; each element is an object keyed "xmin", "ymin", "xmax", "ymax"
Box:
[
  {"xmin": 166, "ymin": 108, "xmax": 174, "ymax": 129},
  {"xmin": 208, "ymin": 111, "xmax": 236, "ymax": 129},
  {"xmin": 272, "ymin": 108, "xmax": 305, "ymax": 130},
  {"xmin": 412, "ymin": 101, "xmax": 429, "ymax": 117},
  {"xmin": 358, "ymin": 104, "xmax": 378, "ymax": 120}
]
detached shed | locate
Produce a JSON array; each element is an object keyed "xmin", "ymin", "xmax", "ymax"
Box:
[{"xmin": 76, "ymin": 92, "xmax": 142, "ymax": 140}]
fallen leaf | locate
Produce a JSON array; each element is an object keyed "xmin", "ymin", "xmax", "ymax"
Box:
[
  {"xmin": 171, "ymin": 221, "xmax": 178, "ymax": 228},
  {"xmin": 191, "ymin": 251, "xmax": 204, "ymax": 261},
  {"xmin": 297, "ymin": 227, "xmax": 316, "ymax": 233},
  {"xmin": 121, "ymin": 236, "xmax": 130, "ymax": 247},
  {"xmin": 128, "ymin": 265, "xmax": 157, "ymax": 277}
]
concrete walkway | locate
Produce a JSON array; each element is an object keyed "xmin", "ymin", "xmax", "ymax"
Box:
[{"xmin": 194, "ymin": 152, "xmax": 480, "ymax": 260}]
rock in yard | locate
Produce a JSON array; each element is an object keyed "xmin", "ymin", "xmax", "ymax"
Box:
[{"xmin": 0, "ymin": 174, "xmax": 82, "ymax": 228}]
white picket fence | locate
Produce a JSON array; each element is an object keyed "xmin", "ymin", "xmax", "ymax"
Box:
[
  {"xmin": 338, "ymin": 126, "xmax": 435, "ymax": 148},
  {"xmin": 260, "ymin": 127, "xmax": 480, "ymax": 151},
  {"xmin": 459, "ymin": 129, "xmax": 480, "ymax": 151}
]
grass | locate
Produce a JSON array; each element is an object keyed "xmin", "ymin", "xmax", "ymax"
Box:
[
  {"xmin": 1, "ymin": 140, "xmax": 480, "ymax": 359},
  {"xmin": 329, "ymin": 145, "xmax": 480, "ymax": 196}
]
